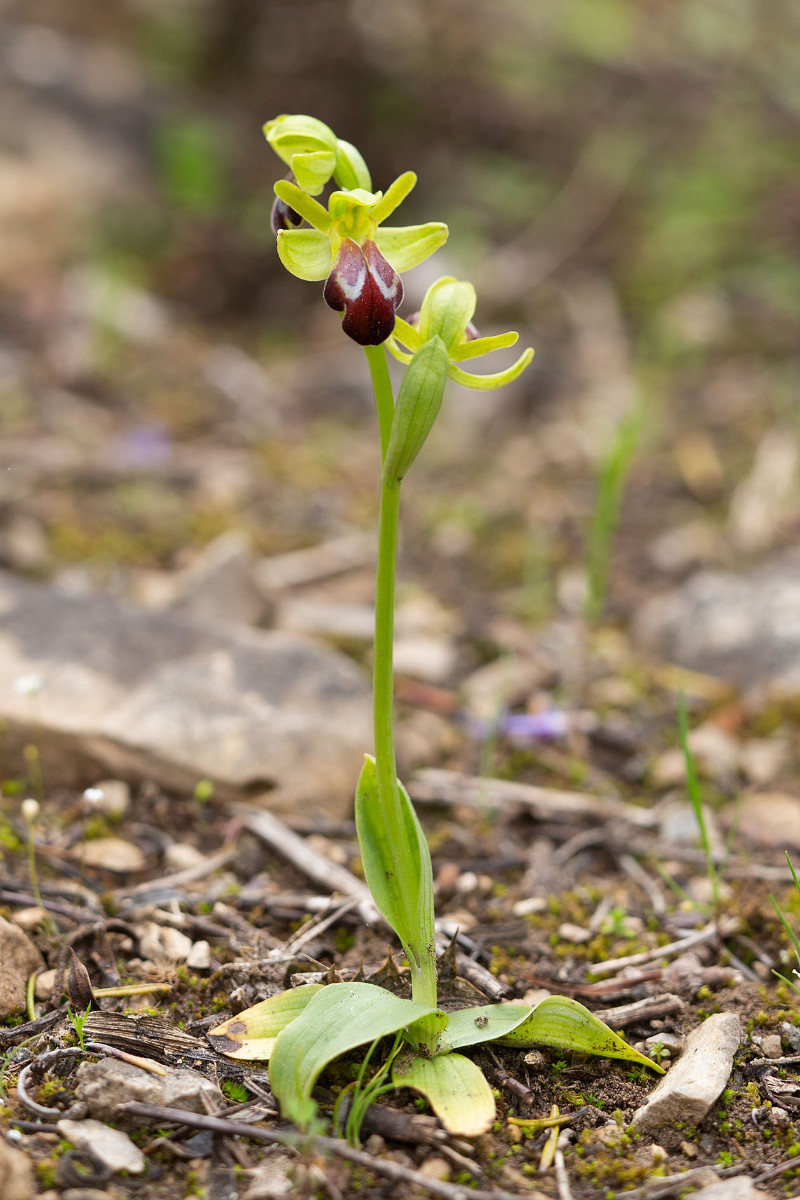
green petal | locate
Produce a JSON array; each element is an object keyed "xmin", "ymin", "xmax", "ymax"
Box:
[
  {"xmin": 276, "ymin": 229, "xmax": 333, "ymax": 281},
  {"xmin": 292, "ymin": 150, "xmax": 337, "ymax": 195},
  {"xmin": 370, "ymin": 172, "xmax": 417, "ymax": 224},
  {"xmin": 451, "ymin": 330, "xmax": 519, "ymax": 361},
  {"xmin": 390, "ymin": 317, "xmax": 423, "ymax": 353},
  {"xmin": 418, "ymin": 278, "xmax": 476, "ymax": 351},
  {"xmin": 274, "ymin": 181, "xmax": 331, "ymax": 233},
  {"xmin": 374, "ymin": 223, "xmax": 449, "ymax": 272},
  {"xmin": 329, "ymin": 188, "xmax": 381, "ymax": 221},
  {"xmin": 263, "ymin": 115, "xmax": 337, "ymax": 194},
  {"xmin": 447, "ymin": 347, "xmax": 533, "ymax": 390},
  {"xmin": 386, "ymin": 340, "xmax": 414, "ymax": 366},
  {"xmin": 334, "ymin": 139, "xmax": 372, "ymax": 192}
]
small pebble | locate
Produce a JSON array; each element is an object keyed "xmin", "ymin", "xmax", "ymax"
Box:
[
  {"xmin": 558, "ymin": 922, "xmax": 591, "ymax": 944},
  {"xmin": 11, "ymin": 907, "xmax": 49, "ymax": 932},
  {"xmin": 81, "ymin": 837, "xmax": 145, "ymax": 873},
  {"xmin": 760, "ymin": 1034, "xmax": 783, "ymax": 1059},
  {"xmin": 186, "ymin": 940, "xmax": 212, "ymax": 970},
  {"xmin": 512, "ymin": 896, "xmax": 547, "ymax": 917},
  {"xmin": 782, "ymin": 1021, "xmax": 800, "ymax": 1052},
  {"xmin": 35, "ymin": 968, "xmax": 59, "ymax": 1001},
  {"xmin": 770, "ymin": 1107, "xmax": 790, "ymax": 1127},
  {"xmin": 164, "ymin": 842, "xmax": 207, "ymax": 872},
  {"xmin": 418, "ymin": 1156, "xmax": 452, "ymax": 1182}
]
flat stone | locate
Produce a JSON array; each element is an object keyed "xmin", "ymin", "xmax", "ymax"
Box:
[
  {"xmin": 691, "ymin": 1177, "xmax": 766, "ymax": 1200},
  {"xmin": 76, "ymin": 1056, "xmax": 220, "ymax": 1121},
  {"xmin": 0, "ymin": 570, "xmax": 370, "ymax": 817},
  {"xmin": 0, "ymin": 915, "xmax": 44, "ymax": 1019},
  {"xmin": 84, "ymin": 779, "xmax": 130, "ymax": 818},
  {"xmin": 760, "ymin": 1034, "xmax": 783, "ymax": 1059},
  {"xmin": 80, "ymin": 837, "xmax": 146, "ymax": 873},
  {"xmin": 57, "ymin": 1118, "xmax": 145, "ymax": 1175},
  {"xmin": 631, "ymin": 1013, "xmax": 741, "ymax": 1133},
  {"xmin": 635, "ymin": 559, "xmax": 800, "ymax": 692},
  {"xmin": 0, "ymin": 1138, "xmax": 35, "ymax": 1200}
]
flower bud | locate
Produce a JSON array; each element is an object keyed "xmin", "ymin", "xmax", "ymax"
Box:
[
  {"xmin": 382, "ymin": 336, "xmax": 449, "ymax": 484},
  {"xmin": 22, "ymin": 797, "xmax": 40, "ymax": 823},
  {"xmin": 263, "ymin": 114, "xmax": 338, "ymax": 195}
]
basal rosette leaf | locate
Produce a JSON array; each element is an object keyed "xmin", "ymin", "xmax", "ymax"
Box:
[
  {"xmin": 269, "ymin": 982, "xmax": 438, "ymax": 1127},
  {"xmin": 496, "ymin": 995, "xmax": 665, "ymax": 1072},
  {"xmin": 392, "ymin": 1050, "xmax": 496, "ymax": 1136},
  {"xmin": 207, "ymin": 983, "xmax": 323, "ymax": 1061}
]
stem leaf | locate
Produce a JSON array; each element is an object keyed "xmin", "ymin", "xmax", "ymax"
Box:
[{"xmin": 355, "ymin": 755, "xmax": 435, "ymax": 980}]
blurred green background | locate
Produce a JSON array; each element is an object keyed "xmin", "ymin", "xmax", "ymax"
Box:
[{"xmin": 1, "ymin": 0, "xmax": 799, "ymax": 616}]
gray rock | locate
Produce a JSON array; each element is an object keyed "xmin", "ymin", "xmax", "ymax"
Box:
[
  {"xmin": 0, "ymin": 1138, "xmax": 35, "ymax": 1200},
  {"xmin": 57, "ymin": 1119, "xmax": 145, "ymax": 1175},
  {"xmin": 635, "ymin": 560, "xmax": 800, "ymax": 691},
  {"xmin": 172, "ymin": 531, "xmax": 269, "ymax": 626},
  {"xmin": 0, "ymin": 915, "xmax": 44, "ymax": 1019},
  {"xmin": 75, "ymin": 1055, "xmax": 220, "ymax": 1121},
  {"xmin": 690, "ymin": 1178, "xmax": 766, "ymax": 1200},
  {"xmin": 631, "ymin": 1013, "xmax": 741, "ymax": 1133},
  {"xmin": 0, "ymin": 571, "xmax": 370, "ymax": 817}
]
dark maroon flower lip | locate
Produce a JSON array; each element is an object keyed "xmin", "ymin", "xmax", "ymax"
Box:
[{"xmin": 323, "ymin": 237, "xmax": 404, "ymax": 346}]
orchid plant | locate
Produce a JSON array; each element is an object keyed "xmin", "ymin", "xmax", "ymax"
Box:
[{"xmin": 208, "ymin": 114, "xmax": 662, "ymax": 1139}]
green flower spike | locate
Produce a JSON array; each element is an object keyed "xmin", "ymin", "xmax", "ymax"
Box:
[
  {"xmin": 387, "ymin": 276, "xmax": 533, "ymax": 389},
  {"xmin": 273, "ymin": 172, "xmax": 448, "ymax": 346}
]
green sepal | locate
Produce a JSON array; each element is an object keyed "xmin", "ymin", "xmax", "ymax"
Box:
[
  {"xmin": 273, "ymin": 181, "xmax": 331, "ymax": 232},
  {"xmin": 269, "ymin": 982, "xmax": 438, "ymax": 1128},
  {"xmin": 354, "ymin": 756, "xmax": 435, "ymax": 982},
  {"xmin": 381, "ymin": 337, "xmax": 448, "ymax": 484},
  {"xmin": 276, "ymin": 229, "xmax": 333, "ymax": 281},
  {"xmin": 206, "ymin": 983, "xmax": 324, "ymax": 1061},
  {"xmin": 497, "ymin": 995, "xmax": 665, "ymax": 1073},
  {"xmin": 393, "ymin": 1050, "xmax": 495, "ymax": 1136},
  {"xmin": 334, "ymin": 139, "xmax": 372, "ymax": 191},
  {"xmin": 375, "ymin": 224, "xmax": 449, "ymax": 273}
]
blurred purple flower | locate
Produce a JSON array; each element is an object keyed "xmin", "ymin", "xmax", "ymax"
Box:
[
  {"xmin": 111, "ymin": 423, "xmax": 173, "ymax": 469},
  {"xmin": 466, "ymin": 709, "xmax": 569, "ymax": 745}
]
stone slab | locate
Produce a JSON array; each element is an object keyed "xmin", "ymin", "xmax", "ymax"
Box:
[{"xmin": 0, "ymin": 571, "xmax": 370, "ymax": 817}]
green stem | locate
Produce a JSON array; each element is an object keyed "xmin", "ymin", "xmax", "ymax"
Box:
[{"xmin": 364, "ymin": 346, "xmax": 437, "ymax": 1012}]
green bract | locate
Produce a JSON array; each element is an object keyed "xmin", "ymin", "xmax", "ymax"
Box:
[
  {"xmin": 388, "ymin": 276, "xmax": 534, "ymax": 389},
  {"xmin": 273, "ymin": 173, "xmax": 448, "ymax": 283}
]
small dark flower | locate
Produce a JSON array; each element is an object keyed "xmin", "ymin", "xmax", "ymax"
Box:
[
  {"xmin": 323, "ymin": 238, "xmax": 404, "ymax": 346},
  {"xmin": 271, "ymin": 192, "xmax": 303, "ymax": 235}
]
